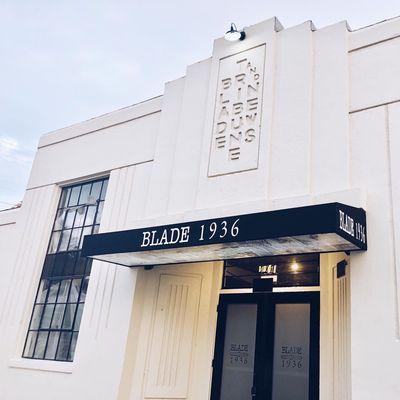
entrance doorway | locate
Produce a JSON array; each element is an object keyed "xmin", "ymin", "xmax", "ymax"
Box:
[{"xmin": 210, "ymin": 292, "xmax": 319, "ymax": 400}]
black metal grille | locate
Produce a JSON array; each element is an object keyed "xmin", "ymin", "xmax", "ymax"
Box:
[{"xmin": 22, "ymin": 178, "xmax": 108, "ymax": 361}]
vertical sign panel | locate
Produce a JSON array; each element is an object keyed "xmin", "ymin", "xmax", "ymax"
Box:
[
  {"xmin": 272, "ymin": 303, "xmax": 311, "ymax": 400},
  {"xmin": 209, "ymin": 45, "xmax": 266, "ymax": 176},
  {"xmin": 219, "ymin": 303, "xmax": 258, "ymax": 400}
]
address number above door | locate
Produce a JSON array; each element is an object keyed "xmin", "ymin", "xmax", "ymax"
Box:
[{"xmin": 208, "ymin": 45, "xmax": 266, "ymax": 176}]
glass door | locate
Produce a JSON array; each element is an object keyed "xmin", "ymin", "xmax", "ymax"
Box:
[
  {"xmin": 210, "ymin": 292, "xmax": 319, "ymax": 400},
  {"xmin": 210, "ymin": 294, "xmax": 263, "ymax": 400}
]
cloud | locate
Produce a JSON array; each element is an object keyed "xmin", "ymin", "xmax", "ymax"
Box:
[
  {"xmin": 0, "ymin": 137, "xmax": 18, "ymax": 151},
  {"xmin": 0, "ymin": 137, "xmax": 33, "ymax": 208},
  {"xmin": 0, "ymin": 136, "xmax": 34, "ymax": 166}
]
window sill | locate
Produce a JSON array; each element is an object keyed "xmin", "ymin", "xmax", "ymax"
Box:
[{"xmin": 9, "ymin": 358, "xmax": 74, "ymax": 374}]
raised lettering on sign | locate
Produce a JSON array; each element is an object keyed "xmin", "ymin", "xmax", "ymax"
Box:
[{"xmin": 208, "ymin": 45, "xmax": 265, "ymax": 176}]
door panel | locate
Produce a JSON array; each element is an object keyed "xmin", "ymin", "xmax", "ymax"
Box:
[
  {"xmin": 211, "ymin": 292, "xmax": 319, "ymax": 400},
  {"xmin": 271, "ymin": 303, "xmax": 310, "ymax": 400},
  {"xmin": 211, "ymin": 294, "xmax": 263, "ymax": 400},
  {"xmin": 220, "ymin": 303, "xmax": 258, "ymax": 400}
]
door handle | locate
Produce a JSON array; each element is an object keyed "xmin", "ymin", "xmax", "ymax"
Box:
[{"xmin": 251, "ymin": 385, "xmax": 257, "ymax": 398}]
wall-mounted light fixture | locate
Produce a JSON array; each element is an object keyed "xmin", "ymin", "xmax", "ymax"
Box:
[
  {"xmin": 224, "ymin": 23, "xmax": 246, "ymax": 42},
  {"xmin": 290, "ymin": 262, "xmax": 300, "ymax": 272}
]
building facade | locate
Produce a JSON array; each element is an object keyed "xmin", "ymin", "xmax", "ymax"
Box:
[{"xmin": 1, "ymin": 15, "xmax": 400, "ymax": 400}]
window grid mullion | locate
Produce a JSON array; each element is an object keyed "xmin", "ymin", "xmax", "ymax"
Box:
[
  {"xmin": 55, "ymin": 185, "xmax": 82, "ymax": 254},
  {"xmin": 54, "ymin": 188, "xmax": 73, "ymax": 240},
  {"xmin": 65, "ymin": 296, "xmax": 83, "ymax": 360},
  {"xmin": 53, "ymin": 279, "xmax": 77, "ymax": 360},
  {"xmin": 42, "ymin": 272, "xmax": 72, "ymax": 359},
  {"xmin": 61, "ymin": 200, "xmax": 80, "ymax": 254},
  {"xmin": 42, "ymin": 299, "xmax": 60, "ymax": 358},
  {"xmin": 31, "ymin": 266, "xmax": 60, "ymax": 357},
  {"xmin": 22, "ymin": 269, "xmax": 49, "ymax": 356},
  {"xmin": 23, "ymin": 178, "xmax": 108, "ymax": 362},
  {"xmin": 54, "ymin": 198, "xmax": 93, "ymax": 359},
  {"xmin": 76, "ymin": 206, "xmax": 90, "ymax": 248}
]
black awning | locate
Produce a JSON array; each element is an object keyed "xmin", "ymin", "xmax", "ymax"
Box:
[{"xmin": 81, "ymin": 202, "xmax": 367, "ymax": 267}]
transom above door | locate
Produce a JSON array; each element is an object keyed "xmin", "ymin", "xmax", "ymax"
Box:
[{"xmin": 210, "ymin": 292, "xmax": 320, "ymax": 400}]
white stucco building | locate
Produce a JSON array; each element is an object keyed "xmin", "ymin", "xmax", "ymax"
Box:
[{"xmin": 1, "ymin": 14, "xmax": 400, "ymax": 400}]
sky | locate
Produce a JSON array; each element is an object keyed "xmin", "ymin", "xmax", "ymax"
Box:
[{"xmin": 1, "ymin": 0, "xmax": 400, "ymax": 209}]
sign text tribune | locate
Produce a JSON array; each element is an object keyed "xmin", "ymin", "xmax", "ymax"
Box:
[{"xmin": 209, "ymin": 45, "xmax": 265, "ymax": 176}]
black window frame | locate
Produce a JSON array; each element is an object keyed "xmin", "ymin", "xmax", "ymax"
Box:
[{"xmin": 22, "ymin": 177, "xmax": 109, "ymax": 362}]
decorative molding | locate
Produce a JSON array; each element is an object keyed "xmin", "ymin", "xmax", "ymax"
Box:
[{"xmin": 144, "ymin": 273, "xmax": 201, "ymax": 398}]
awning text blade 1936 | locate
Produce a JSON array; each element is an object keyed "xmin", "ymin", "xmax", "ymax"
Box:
[{"xmin": 81, "ymin": 203, "xmax": 367, "ymax": 267}]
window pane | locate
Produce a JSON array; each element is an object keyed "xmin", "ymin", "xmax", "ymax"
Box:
[
  {"xmin": 74, "ymin": 256, "xmax": 87, "ymax": 276},
  {"xmin": 48, "ymin": 231, "xmax": 61, "ymax": 254},
  {"xmin": 68, "ymin": 186, "xmax": 81, "ymax": 206},
  {"xmin": 36, "ymin": 280, "xmax": 49, "ymax": 303},
  {"xmin": 272, "ymin": 304, "xmax": 311, "ymax": 400},
  {"xmin": 30, "ymin": 305, "xmax": 44, "ymax": 329},
  {"xmin": 68, "ymin": 228, "xmax": 82, "ymax": 251},
  {"xmin": 69, "ymin": 279, "xmax": 82, "ymax": 303},
  {"xmin": 40, "ymin": 304, "xmax": 55, "ymax": 329},
  {"xmin": 47, "ymin": 281, "xmax": 60, "ymax": 302},
  {"xmin": 34, "ymin": 331, "xmax": 48, "ymax": 359},
  {"xmin": 79, "ymin": 277, "xmax": 89, "ymax": 302},
  {"xmin": 74, "ymin": 303, "xmax": 84, "ymax": 330},
  {"xmin": 58, "ymin": 230, "xmax": 72, "ymax": 252},
  {"xmin": 52, "ymin": 254, "xmax": 66, "ymax": 276},
  {"xmin": 78, "ymin": 184, "xmax": 91, "ymax": 205},
  {"xmin": 58, "ymin": 188, "xmax": 71, "ymax": 209},
  {"xmin": 54, "ymin": 209, "xmax": 66, "ymax": 230},
  {"xmin": 84, "ymin": 206, "xmax": 96, "ymax": 226},
  {"xmin": 42, "ymin": 255, "xmax": 56, "ymax": 277},
  {"xmin": 223, "ymin": 254, "xmax": 320, "ymax": 289},
  {"xmin": 100, "ymin": 180, "xmax": 108, "ymax": 200},
  {"xmin": 56, "ymin": 332, "xmax": 72, "ymax": 361},
  {"xmin": 64, "ymin": 209, "xmax": 76, "ymax": 229},
  {"xmin": 55, "ymin": 252, "xmax": 77, "ymax": 276},
  {"xmin": 62, "ymin": 304, "xmax": 77, "ymax": 329},
  {"xmin": 73, "ymin": 206, "xmax": 86, "ymax": 227},
  {"xmin": 23, "ymin": 331, "xmax": 37, "ymax": 358},
  {"xmin": 90, "ymin": 181, "xmax": 102, "ymax": 200},
  {"xmin": 80, "ymin": 227, "xmax": 92, "ymax": 248},
  {"xmin": 68, "ymin": 332, "xmax": 79, "ymax": 361},
  {"xmin": 45, "ymin": 332, "xmax": 60, "ymax": 360},
  {"xmin": 219, "ymin": 304, "xmax": 258, "ymax": 400},
  {"xmin": 95, "ymin": 202, "xmax": 104, "ymax": 224},
  {"xmin": 51, "ymin": 304, "xmax": 66, "ymax": 329},
  {"xmin": 85, "ymin": 260, "xmax": 93, "ymax": 276},
  {"xmin": 57, "ymin": 279, "xmax": 71, "ymax": 303},
  {"xmin": 62, "ymin": 252, "xmax": 77, "ymax": 276}
]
